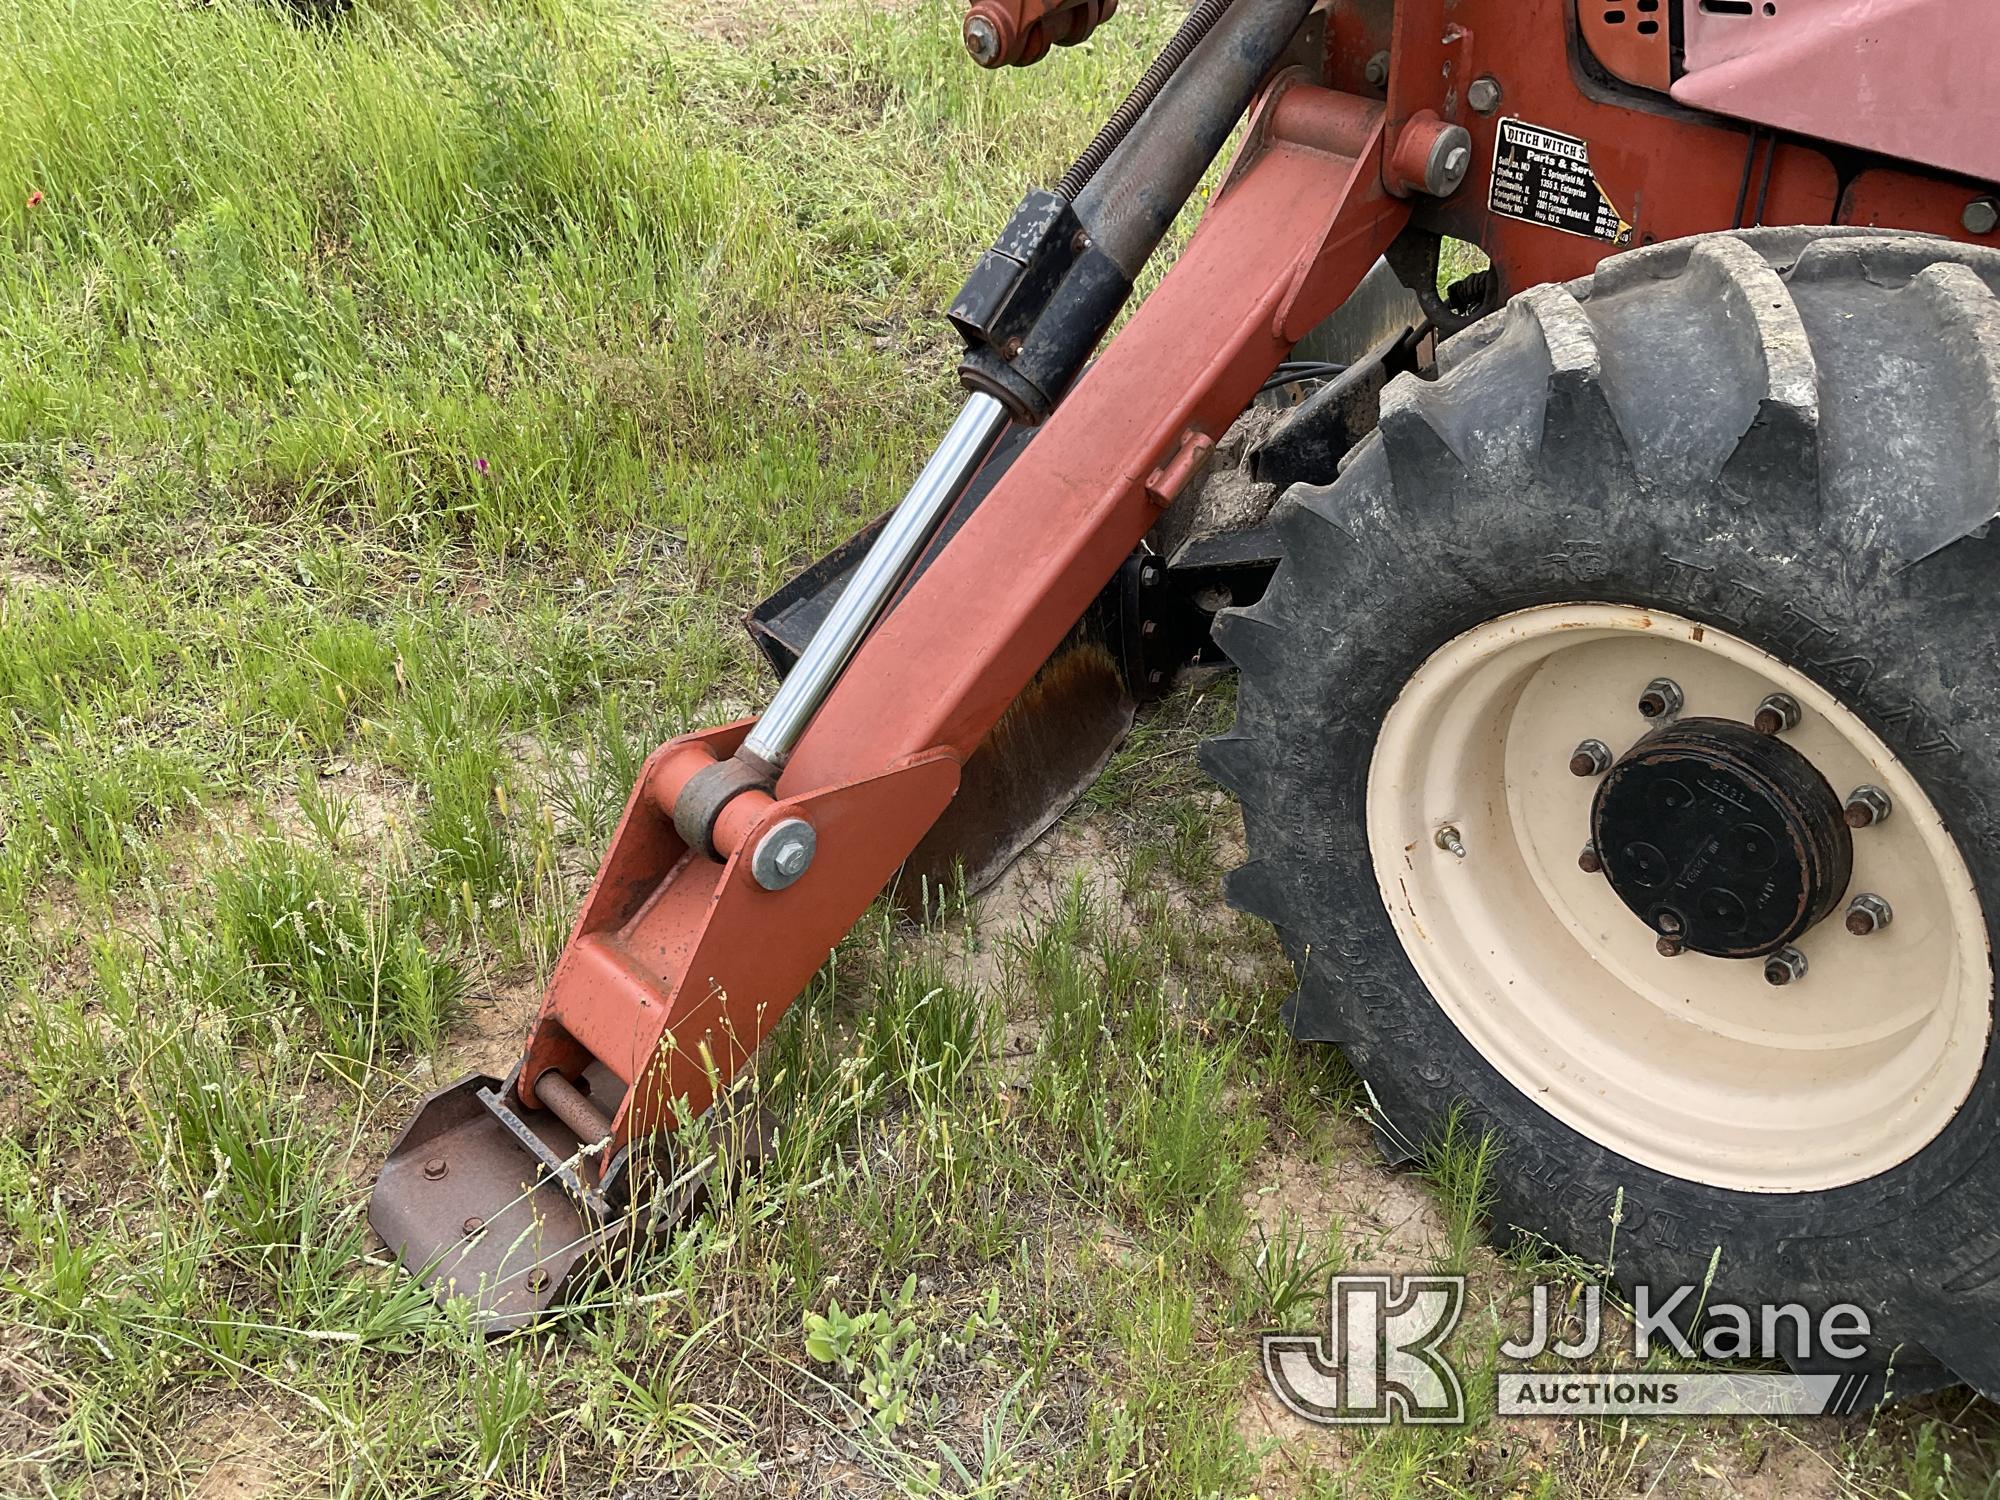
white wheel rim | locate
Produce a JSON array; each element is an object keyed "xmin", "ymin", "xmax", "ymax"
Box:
[{"xmin": 1367, "ymin": 603, "xmax": 1992, "ymax": 1192}]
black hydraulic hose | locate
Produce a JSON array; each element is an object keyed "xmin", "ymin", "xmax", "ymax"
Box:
[{"xmin": 1054, "ymin": 0, "xmax": 1238, "ymax": 203}]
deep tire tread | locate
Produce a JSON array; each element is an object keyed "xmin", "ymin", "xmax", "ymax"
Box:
[{"xmin": 1208, "ymin": 227, "xmax": 2000, "ymax": 1399}]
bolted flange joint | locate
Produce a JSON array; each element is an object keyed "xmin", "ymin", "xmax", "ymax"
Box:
[
  {"xmin": 1387, "ymin": 113, "xmax": 1475, "ymax": 199},
  {"xmin": 751, "ymin": 818, "xmax": 817, "ymax": 891},
  {"xmin": 963, "ymin": 13, "xmax": 1003, "ymax": 65}
]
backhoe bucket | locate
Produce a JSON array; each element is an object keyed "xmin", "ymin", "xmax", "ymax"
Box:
[
  {"xmin": 371, "ymin": 1065, "xmax": 774, "ymax": 1330},
  {"xmin": 370, "ymin": 1066, "xmax": 625, "ymax": 1330}
]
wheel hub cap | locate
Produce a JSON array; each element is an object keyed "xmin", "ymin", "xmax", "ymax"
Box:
[
  {"xmin": 1365, "ymin": 603, "xmax": 1992, "ymax": 1192},
  {"xmin": 1592, "ymin": 717, "xmax": 1852, "ymax": 959}
]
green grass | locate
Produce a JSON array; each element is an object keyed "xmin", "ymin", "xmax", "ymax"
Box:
[{"xmin": 1, "ymin": 0, "xmax": 1997, "ymax": 1495}]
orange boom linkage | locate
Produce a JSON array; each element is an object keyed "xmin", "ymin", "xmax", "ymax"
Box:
[{"xmin": 371, "ymin": 0, "xmax": 2000, "ymax": 1327}]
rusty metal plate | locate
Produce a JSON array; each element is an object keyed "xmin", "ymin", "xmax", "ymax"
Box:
[
  {"xmin": 369, "ymin": 1071, "xmax": 622, "ymax": 1332},
  {"xmin": 370, "ymin": 1069, "xmax": 782, "ymax": 1332}
]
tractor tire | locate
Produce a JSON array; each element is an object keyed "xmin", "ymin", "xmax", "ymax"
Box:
[{"xmin": 1204, "ymin": 227, "xmax": 2000, "ymax": 1399}]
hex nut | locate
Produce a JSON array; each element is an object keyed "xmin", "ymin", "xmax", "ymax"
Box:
[
  {"xmin": 1753, "ymin": 692, "xmax": 1801, "ymax": 735},
  {"xmin": 1843, "ymin": 784, "xmax": 1893, "ymax": 829},
  {"xmin": 1425, "ymin": 126, "xmax": 1475, "ymax": 196},
  {"xmin": 1434, "ymin": 824, "xmax": 1467, "ymax": 858},
  {"xmin": 1569, "ymin": 739, "xmax": 1613, "ymax": 777},
  {"xmin": 751, "ymin": 817, "xmax": 817, "ymax": 891},
  {"xmin": 1467, "ymin": 75, "xmax": 1502, "ymax": 114},
  {"xmin": 1845, "ymin": 893, "xmax": 1894, "ymax": 936},
  {"xmin": 1637, "ymin": 677, "xmax": 1684, "ymax": 720},
  {"xmin": 963, "ymin": 15, "xmax": 1002, "ymax": 65},
  {"xmin": 1578, "ymin": 844, "xmax": 1603, "ymax": 874},
  {"xmin": 1764, "ymin": 946, "xmax": 1809, "ymax": 986}
]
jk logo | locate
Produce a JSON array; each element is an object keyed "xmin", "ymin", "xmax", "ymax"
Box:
[{"xmin": 1262, "ymin": 1274, "xmax": 1467, "ymax": 1425}]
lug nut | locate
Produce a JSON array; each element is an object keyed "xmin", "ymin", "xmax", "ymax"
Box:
[
  {"xmin": 1569, "ymin": 739, "xmax": 1614, "ymax": 778},
  {"xmin": 1467, "ymin": 75, "xmax": 1503, "ymax": 114},
  {"xmin": 1435, "ymin": 825, "xmax": 1467, "ymax": 858},
  {"xmin": 1843, "ymin": 785, "xmax": 1893, "ymax": 829},
  {"xmin": 1764, "ymin": 946, "xmax": 1808, "ymax": 986},
  {"xmin": 1845, "ymin": 893, "xmax": 1894, "ymax": 936},
  {"xmin": 1753, "ymin": 693, "xmax": 1801, "ymax": 736},
  {"xmin": 422, "ymin": 1156, "xmax": 448, "ymax": 1180},
  {"xmin": 1656, "ymin": 934, "xmax": 1685, "ymax": 958},
  {"xmin": 1578, "ymin": 843, "xmax": 1603, "ymax": 874},
  {"xmin": 1637, "ymin": 678, "xmax": 1684, "ymax": 720}
]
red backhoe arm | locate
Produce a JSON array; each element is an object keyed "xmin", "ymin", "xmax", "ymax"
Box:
[
  {"xmin": 370, "ymin": 27, "xmax": 1417, "ymax": 1321},
  {"xmin": 531, "ymin": 80, "xmax": 1405, "ymax": 1142}
]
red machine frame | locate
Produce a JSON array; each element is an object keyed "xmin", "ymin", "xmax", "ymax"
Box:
[{"xmin": 397, "ymin": 0, "xmax": 1997, "ymax": 1269}]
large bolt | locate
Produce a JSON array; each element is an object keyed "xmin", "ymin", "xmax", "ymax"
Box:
[
  {"xmin": 1578, "ymin": 843, "xmax": 1603, "ymax": 874},
  {"xmin": 462, "ymin": 1216, "xmax": 484, "ymax": 1236},
  {"xmin": 1845, "ymin": 893, "xmax": 1894, "ymax": 936},
  {"xmin": 1569, "ymin": 739, "xmax": 1614, "ymax": 778},
  {"xmin": 963, "ymin": 14, "xmax": 1003, "ymax": 65},
  {"xmin": 1425, "ymin": 126, "xmax": 1475, "ymax": 197},
  {"xmin": 1435, "ymin": 825, "xmax": 1467, "ymax": 859},
  {"xmin": 526, "ymin": 1269, "xmax": 552, "ymax": 1293},
  {"xmin": 1364, "ymin": 50, "xmax": 1390, "ymax": 86},
  {"xmin": 1637, "ymin": 678, "xmax": 1684, "ymax": 720},
  {"xmin": 1764, "ymin": 946, "xmax": 1808, "ymax": 987},
  {"xmin": 1843, "ymin": 785, "xmax": 1893, "ymax": 829},
  {"xmin": 423, "ymin": 1156, "xmax": 448, "ymax": 1180},
  {"xmin": 750, "ymin": 817, "xmax": 817, "ymax": 891},
  {"xmin": 1753, "ymin": 693, "xmax": 1801, "ymax": 736},
  {"xmin": 1964, "ymin": 198, "xmax": 1999, "ymax": 237},
  {"xmin": 1467, "ymin": 75, "xmax": 1503, "ymax": 115}
]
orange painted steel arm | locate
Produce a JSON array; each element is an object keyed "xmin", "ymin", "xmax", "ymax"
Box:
[
  {"xmin": 789, "ymin": 85, "xmax": 1402, "ymax": 788},
  {"xmin": 516, "ymin": 85, "xmax": 1410, "ymax": 1165}
]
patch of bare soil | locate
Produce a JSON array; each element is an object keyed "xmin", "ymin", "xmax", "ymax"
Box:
[
  {"xmin": 182, "ymin": 1406, "xmax": 295, "ymax": 1500},
  {"xmin": 1242, "ymin": 1130, "xmax": 1446, "ymax": 1273},
  {"xmin": 260, "ymin": 758, "xmax": 413, "ymax": 856},
  {"xmin": 0, "ymin": 1339, "xmax": 67, "ymax": 1490},
  {"xmin": 919, "ymin": 816, "xmax": 1130, "ymax": 999},
  {"xmin": 435, "ymin": 970, "xmax": 546, "ymax": 1083},
  {"xmin": 974, "ymin": 818, "xmax": 1127, "ymax": 938}
]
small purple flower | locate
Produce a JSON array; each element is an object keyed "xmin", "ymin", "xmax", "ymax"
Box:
[{"xmin": 474, "ymin": 457, "xmax": 490, "ymax": 477}]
